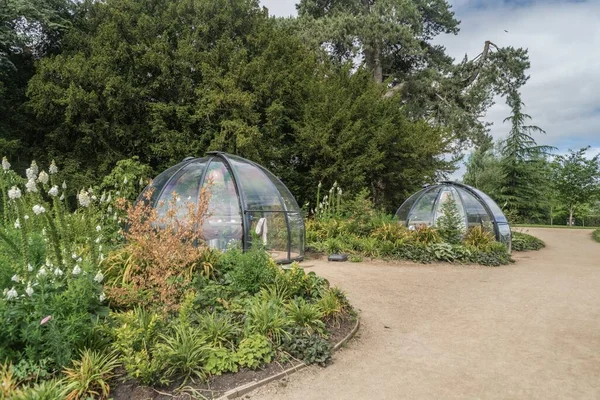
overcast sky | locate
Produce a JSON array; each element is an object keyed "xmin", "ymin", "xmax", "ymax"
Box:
[{"xmin": 259, "ymin": 0, "xmax": 600, "ymax": 165}]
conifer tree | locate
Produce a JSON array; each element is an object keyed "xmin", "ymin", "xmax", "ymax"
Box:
[{"xmin": 436, "ymin": 194, "xmax": 464, "ymax": 244}]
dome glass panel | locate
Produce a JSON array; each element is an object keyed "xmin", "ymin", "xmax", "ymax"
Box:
[
  {"xmin": 139, "ymin": 152, "xmax": 304, "ymax": 263},
  {"xmin": 395, "ymin": 182, "xmax": 511, "ymax": 249}
]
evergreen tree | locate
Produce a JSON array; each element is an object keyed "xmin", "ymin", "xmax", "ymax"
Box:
[
  {"xmin": 498, "ymin": 90, "xmax": 554, "ymax": 221},
  {"xmin": 436, "ymin": 194, "xmax": 464, "ymax": 244}
]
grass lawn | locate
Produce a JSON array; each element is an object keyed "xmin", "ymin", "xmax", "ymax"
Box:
[{"xmin": 513, "ymin": 224, "xmax": 599, "ymax": 230}]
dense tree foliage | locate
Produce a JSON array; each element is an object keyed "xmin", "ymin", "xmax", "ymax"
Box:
[
  {"xmin": 1, "ymin": 0, "xmax": 577, "ymax": 214},
  {"xmin": 296, "ymin": 0, "xmax": 531, "ymax": 148},
  {"xmin": 552, "ymin": 147, "xmax": 600, "ymax": 226}
]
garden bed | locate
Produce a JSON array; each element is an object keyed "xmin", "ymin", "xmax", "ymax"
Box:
[{"xmin": 111, "ymin": 314, "xmax": 357, "ymax": 400}]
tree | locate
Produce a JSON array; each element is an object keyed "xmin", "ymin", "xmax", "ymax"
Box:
[
  {"xmin": 552, "ymin": 147, "xmax": 600, "ymax": 226},
  {"xmin": 498, "ymin": 90, "xmax": 554, "ymax": 221},
  {"xmin": 295, "ymin": 0, "xmax": 532, "ymax": 149},
  {"xmin": 25, "ymin": 0, "xmax": 449, "ymax": 208},
  {"xmin": 0, "ymin": 0, "xmax": 76, "ymax": 168},
  {"xmin": 436, "ymin": 194, "xmax": 463, "ymax": 244},
  {"xmin": 462, "ymin": 142, "xmax": 503, "ymax": 200}
]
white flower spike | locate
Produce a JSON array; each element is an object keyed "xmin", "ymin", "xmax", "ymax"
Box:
[
  {"xmin": 94, "ymin": 271, "xmax": 104, "ymax": 283},
  {"xmin": 78, "ymin": 190, "xmax": 91, "ymax": 207},
  {"xmin": 25, "ymin": 179, "xmax": 38, "ymax": 193},
  {"xmin": 6, "ymin": 287, "xmax": 17, "ymax": 300},
  {"xmin": 99, "ymin": 292, "xmax": 106, "ymax": 302},
  {"xmin": 96, "ymin": 225, "xmax": 101, "ymax": 232},
  {"xmin": 14, "ymin": 219, "xmax": 20, "ymax": 229},
  {"xmin": 49, "ymin": 160, "xmax": 58, "ymax": 174},
  {"xmin": 72, "ymin": 265, "xmax": 82, "ymax": 276},
  {"xmin": 25, "ymin": 283, "xmax": 33, "ymax": 297},
  {"xmin": 37, "ymin": 171, "xmax": 49, "ymax": 185},
  {"xmin": 2, "ymin": 157, "xmax": 10, "ymax": 171},
  {"xmin": 8, "ymin": 186, "xmax": 21, "ymax": 200},
  {"xmin": 48, "ymin": 186, "xmax": 59, "ymax": 197},
  {"xmin": 11, "ymin": 274, "xmax": 20, "ymax": 283},
  {"xmin": 32, "ymin": 205, "xmax": 46, "ymax": 215},
  {"xmin": 53, "ymin": 267, "xmax": 63, "ymax": 277}
]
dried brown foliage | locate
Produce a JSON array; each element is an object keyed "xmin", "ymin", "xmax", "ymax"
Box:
[{"xmin": 106, "ymin": 187, "xmax": 212, "ymax": 312}]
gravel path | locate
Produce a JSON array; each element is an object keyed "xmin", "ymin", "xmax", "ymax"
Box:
[{"xmin": 247, "ymin": 228, "xmax": 600, "ymax": 400}]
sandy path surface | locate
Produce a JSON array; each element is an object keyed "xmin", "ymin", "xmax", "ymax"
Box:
[{"xmin": 248, "ymin": 228, "xmax": 600, "ymax": 400}]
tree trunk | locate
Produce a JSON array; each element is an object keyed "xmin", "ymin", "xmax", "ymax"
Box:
[
  {"xmin": 364, "ymin": 45, "xmax": 383, "ymax": 84},
  {"xmin": 569, "ymin": 206, "xmax": 574, "ymax": 226},
  {"xmin": 550, "ymin": 205, "xmax": 553, "ymax": 226}
]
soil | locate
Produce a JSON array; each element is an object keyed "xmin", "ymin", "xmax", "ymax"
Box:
[
  {"xmin": 111, "ymin": 314, "xmax": 357, "ymax": 400},
  {"xmin": 246, "ymin": 228, "xmax": 600, "ymax": 399}
]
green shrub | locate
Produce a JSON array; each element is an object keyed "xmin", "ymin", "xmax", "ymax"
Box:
[
  {"xmin": 195, "ymin": 312, "xmax": 239, "ymax": 347},
  {"xmin": 204, "ymin": 347, "xmax": 239, "ymax": 376},
  {"xmin": 411, "ymin": 226, "xmax": 442, "ymax": 245},
  {"xmin": 280, "ymin": 328, "xmax": 332, "ymax": 366},
  {"xmin": 593, "ymin": 229, "xmax": 600, "ymax": 243},
  {"xmin": 286, "ymin": 298, "xmax": 325, "ymax": 335},
  {"xmin": 63, "ymin": 349, "xmax": 120, "ymax": 400},
  {"xmin": 463, "ymin": 225, "xmax": 495, "ymax": 248},
  {"xmin": 316, "ymin": 289, "xmax": 346, "ymax": 325},
  {"xmin": 110, "ymin": 308, "xmax": 163, "ymax": 384},
  {"xmin": 223, "ymin": 248, "xmax": 278, "ymax": 295},
  {"xmin": 236, "ymin": 334, "xmax": 273, "ymax": 369},
  {"xmin": 154, "ymin": 325, "xmax": 211, "ymax": 385},
  {"xmin": 244, "ymin": 298, "xmax": 291, "ymax": 344},
  {"xmin": 12, "ymin": 378, "xmax": 69, "ymax": 400},
  {"xmin": 511, "ymin": 231, "xmax": 545, "ymax": 251}
]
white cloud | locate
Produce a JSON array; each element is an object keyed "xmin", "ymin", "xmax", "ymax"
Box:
[
  {"xmin": 440, "ymin": 0, "xmax": 600, "ymax": 154},
  {"xmin": 259, "ymin": 0, "xmax": 297, "ymax": 17}
]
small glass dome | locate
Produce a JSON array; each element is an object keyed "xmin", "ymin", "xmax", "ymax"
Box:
[
  {"xmin": 140, "ymin": 152, "xmax": 304, "ymax": 263},
  {"xmin": 395, "ymin": 182, "xmax": 511, "ymax": 250}
]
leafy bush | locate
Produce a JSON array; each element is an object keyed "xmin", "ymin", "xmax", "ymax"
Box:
[
  {"xmin": 204, "ymin": 347, "xmax": 238, "ymax": 376},
  {"xmin": 236, "ymin": 334, "xmax": 273, "ymax": 369},
  {"xmin": 511, "ymin": 231, "xmax": 545, "ymax": 251},
  {"xmin": 63, "ymin": 350, "xmax": 120, "ymax": 400},
  {"xmin": 105, "ymin": 188, "xmax": 212, "ymax": 312},
  {"xmin": 195, "ymin": 312, "xmax": 239, "ymax": 347},
  {"xmin": 286, "ymin": 298, "xmax": 325, "ymax": 335},
  {"xmin": 244, "ymin": 298, "xmax": 291, "ymax": 344},
  {"xmin": 222, "ymin": 247, "xmax": 278, "ymax": 295},
  {"xmin": 12, "ymin": 378, "xmax": 69, "ymax": 400},
  {"xmin": 110, "ymin": 308, "xmax": 163, "ymax": 385},
  {"xmin": 316, "ymin": 289, "xmax": 347, "ymax": 325},
  {"xmin": 464, "ymin": 225, "xmax": 495, "ymax": 248},
  {"xmin": 154, "ymin": 325, "xmax": 211, "ymax": 385},
  {"xmin": 281, "ymin": 328, "xmax": 332, "ymax": 366},
  {"xmin": 594, "ymin": 229, "xmax": 600, "ymax": 243}
]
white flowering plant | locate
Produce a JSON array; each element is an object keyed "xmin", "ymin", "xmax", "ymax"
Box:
[{"xmin": 0, "ymin": 159, "xmax": 115, "ymax": 372}]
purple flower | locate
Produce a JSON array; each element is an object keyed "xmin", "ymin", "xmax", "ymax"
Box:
[{"xmin": 40, "ymin": 315, "xmax": 52, "ymax": 325}]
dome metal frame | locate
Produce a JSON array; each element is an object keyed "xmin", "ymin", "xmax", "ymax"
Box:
[
  {"xmin": 396, "ymin": 181, "xmax": 511, "ymax": 250},
  {"xmin": 143, "ymin": 151, "xmax": 304, "ymax": 264}
]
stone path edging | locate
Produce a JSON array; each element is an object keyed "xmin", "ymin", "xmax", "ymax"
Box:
[{"xmin": 216, "ymin": 318, "xmax": 360, "ymax": 400}]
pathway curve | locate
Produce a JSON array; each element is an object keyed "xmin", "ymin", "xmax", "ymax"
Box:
[{"xmin": 248, "ymin": 228, "xmax": 600, "ymax": 399}]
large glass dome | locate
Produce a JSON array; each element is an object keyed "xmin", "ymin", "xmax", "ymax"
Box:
[
  {"xmin": 140, "ymin": 152, "xmax": 304, "ymax": 263},
  {"xmin": 395, "ymin": 182, "xmax": 511, "ymax": 250}
]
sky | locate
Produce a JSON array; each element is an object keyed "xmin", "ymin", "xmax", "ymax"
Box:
[{"xmin": 259, "ymin": 0, "xmax": 600, "ymax": 174}]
